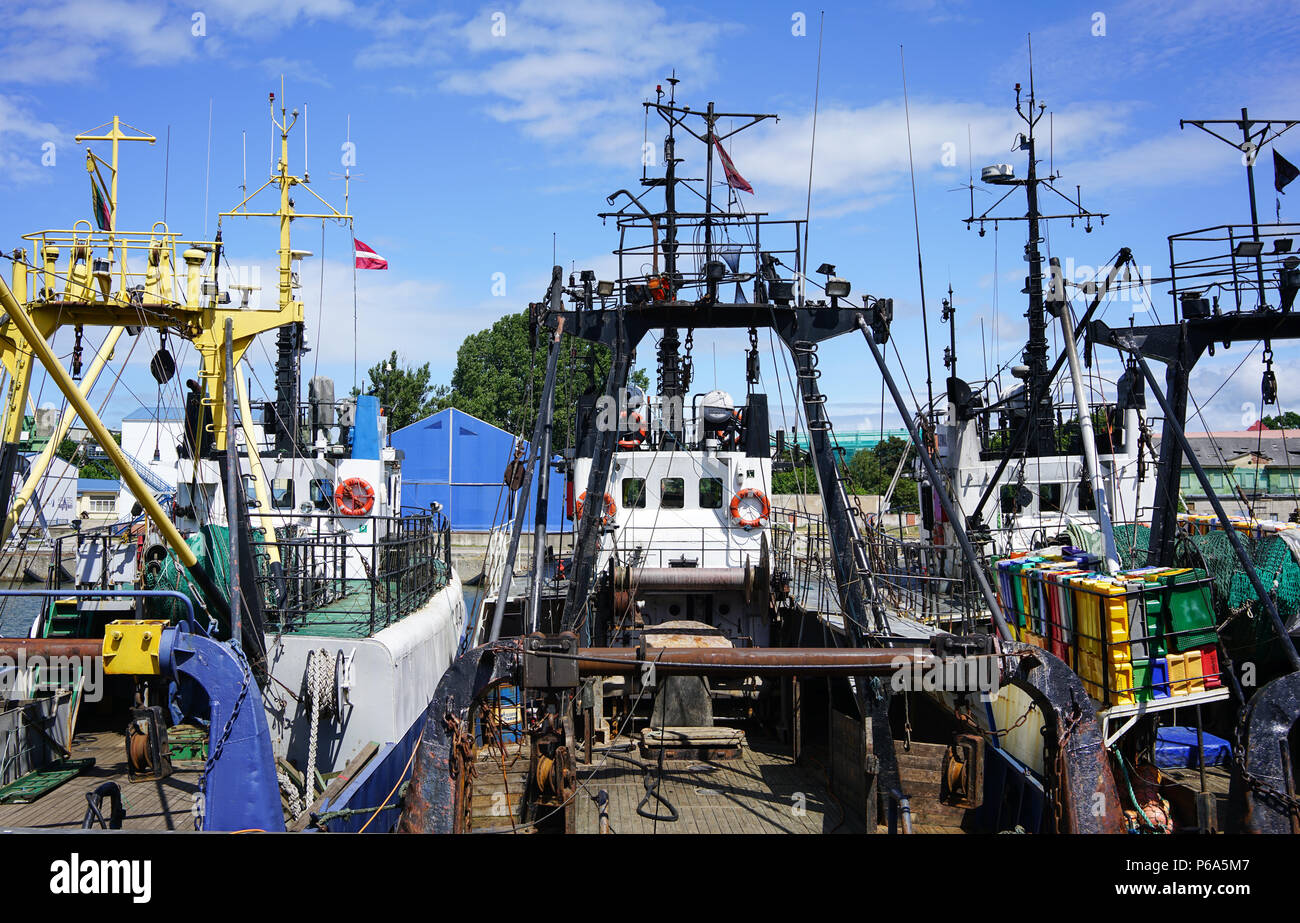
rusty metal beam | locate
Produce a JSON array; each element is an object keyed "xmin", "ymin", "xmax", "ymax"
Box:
[
  {"xmin": 575, "ymin": 646, "xmax": 932, "ymax": 677},
  {"xmin": 0, "ymin": 638, "xmax": 103, "ymax": 659}
]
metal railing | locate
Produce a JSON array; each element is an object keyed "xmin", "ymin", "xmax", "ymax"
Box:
[
  {"xmin": 770, "ymin": 505, "xmax": 988, "ymax": 633},
  {"xmin": 254, "ymin": 509, "xmax": 452, "ymax": 636},
  {"xmin": 864, "ymin": 527, "xmax": 986, "ymax": 634}
]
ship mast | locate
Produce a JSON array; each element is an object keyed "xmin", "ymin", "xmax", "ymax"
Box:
[
  {"xmin": 965, "ymin": 63, "xmax": 1107, "ymax": 457},
  {"xmin": 642, "ymin": 80, "xmax": 777, "ymax": 444}
]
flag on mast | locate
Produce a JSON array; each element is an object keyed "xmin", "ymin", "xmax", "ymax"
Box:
[
  {"xmin": 354, "ymin": 238, "xmax": 388, "ymax": 270},
  {"xmin": 713, "ymin": 137, "xmax": 754, "ymax": 194},
  {"xmin": 1275, "ymin": 149, "xmax": 1299, "ymax": 194},
  {"xmin": 90, "ymin": 174, "xmax": 111, "ymax": 231}
]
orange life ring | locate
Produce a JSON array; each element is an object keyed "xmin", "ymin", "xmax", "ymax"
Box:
[
  {"xmin": 729, "ymin": 487, "xmax": 770, "ymax": 528},
  {"xmin": 618, "ymin": 410, "xmax": 647, "ymax": 449},
  {"xmin": 335, "ymin": 477, "xmax": 376, "ymax": 516},
  {"xmin": 575, "ymin": 490, "xmax": 617, "ymax": 526}
]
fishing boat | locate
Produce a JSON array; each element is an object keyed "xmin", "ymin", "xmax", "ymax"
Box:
[
  {"xmin": 0, "ymin": 94, "xmax": 464, "ymax": 833},
  {"xmin": 399, "ymin": 79, "xmax": 1125, "ymax": 835}
]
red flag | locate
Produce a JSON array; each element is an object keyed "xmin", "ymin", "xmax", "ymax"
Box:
[
  {"xmin": 713, "ymin": 138, "xmax": 753, "ymax": 194},
  {"xmin": 354, "ymin": 238, "xmax": 388, "ymax": 270}
]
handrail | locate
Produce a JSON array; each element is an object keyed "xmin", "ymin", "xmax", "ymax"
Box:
[{"xmin": 0, "ymin": 587, "xmax": 205, "ymax": 635}]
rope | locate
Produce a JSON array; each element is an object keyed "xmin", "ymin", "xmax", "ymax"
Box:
[{"xmin": 301, "ymin": 647, "xmax": 336, "ymax": 813}]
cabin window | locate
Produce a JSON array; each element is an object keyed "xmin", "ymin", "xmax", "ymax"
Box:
[
  {"xmin": 660, "ymin": 477, "xmax": 685, "ymax": 509},
  {"xmin": 1000, "ymin": 485, "xmax": 1017, "ymax": 515},
  {"xmin": 271, "ymin": 477, "xmax": 295, "ymax": 510},
  {"xmin": 622, "ymin": 478, "xmax": 646, "ymax": 508},
  {"xmin": 1039, "ymin": 483, "xmax": 1063, "ymax": 513},
  {"xmin": 699, "ymin": 477, "xmax": 723, "ymax": 509},
  {"xmin": 310, "ymin": 478, "xmax": 334, "ymax": 510}
]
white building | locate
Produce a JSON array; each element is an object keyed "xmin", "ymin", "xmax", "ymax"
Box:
[
  {"xmin": 114, "ymin": 404, "xmax": 185, "ymax": 519},
  {"xmin": 8, "ymin": 453, "xmax": 77, "ymax": 532}
]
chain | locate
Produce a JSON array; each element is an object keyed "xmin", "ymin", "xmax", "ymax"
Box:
[
  {"xmin": 953, "ymin": 694, "xmax": 1037, "ymax": 741},
  {"xmin": 1233, "ymin": 715, "xmax": 1300, "ymax": 819},
  {"xmin": 682, "ymin": 328, "xmax": 694, "ymax": 391}
]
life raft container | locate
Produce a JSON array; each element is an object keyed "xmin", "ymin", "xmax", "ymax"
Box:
[
  {"xmin": 618, "ymin": 410, "xmax": 648, "ymax": 449},
  {"xmin": 575, "ymin": 490, "xmax": 617, "ymax": 526},
  {"xmin": 335, "ymin": 477, "xmax": 376, "ymax": 516}
]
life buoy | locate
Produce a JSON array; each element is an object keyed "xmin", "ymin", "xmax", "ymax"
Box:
[
  {"xmin": 575, "ymin": 490, "xmax": 617, "ymax": 526},
  {"xmin": 618, "ymin": 410, "xmax": 647, "ymax": 449},
  {"xmin": 729, "ymin": 487, "xmax": 770, "ymax": 528},
  {"xmin": 335, "ymin": 477, "xmax": 376, "ymax": 516}
]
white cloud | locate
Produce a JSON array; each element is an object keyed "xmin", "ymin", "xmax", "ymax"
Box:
[
  {"xmin": 0, "ymin": 94, "xmax": 62, "ymax": 185},
  {"xmin": 0, "ymin": 0, "xmax": 358, "ymax": 85}
]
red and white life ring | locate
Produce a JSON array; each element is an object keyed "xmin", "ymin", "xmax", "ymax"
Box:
[
  {"xmin": 729, "ymin": 487, "xmax": 770, "ymax": 529},
  {"xmin": 335, "ymin": 477, "xmax": 376, "ymax": 517},
  {"xmin": 618, "ymin": 410, "xmax": 647, "ymax": 449},
  {"xmin": 575, "ymin": 490, "xmax": 617, "ymax": 526}
]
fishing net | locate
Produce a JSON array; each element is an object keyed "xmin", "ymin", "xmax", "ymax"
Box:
[
  {"xmin": 140, "ymin": 524, "xmax": 232, "ymax": 629},
  {"xmin": 1112, "ymin": 522, "xmax": 1300, "ymax": 653}
]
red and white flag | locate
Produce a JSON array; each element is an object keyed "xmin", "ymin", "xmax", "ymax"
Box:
[
  {"xmin": 713, "ymin": 137, "xmax": 753, "ymax": 194},
  {"xmin": 354, "ymin": 238, "xmax": 388, "ymax": 270}
]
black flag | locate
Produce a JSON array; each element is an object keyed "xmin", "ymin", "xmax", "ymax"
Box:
[{"xmin": 1275, "ymin": 149, "xmax": 1299, "ymax": 194}]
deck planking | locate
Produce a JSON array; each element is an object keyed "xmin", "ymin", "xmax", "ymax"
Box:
[{"xmin": 0, "ymin": 730, "xmax": 199, "ymax": 831}]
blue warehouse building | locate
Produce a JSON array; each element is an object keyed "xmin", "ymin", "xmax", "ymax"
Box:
[{"xmin": 391, "ymin": 408, "xmax": 568, "ymax": 532}]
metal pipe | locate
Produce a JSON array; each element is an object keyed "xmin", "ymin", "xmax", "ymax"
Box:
[
  {"xmin": 0, "ymin": 638, "xmax": 102, "ymax": 658},
  {"xmin": 528, "ymin": 297, "xmax": 565, "ymax": 633},
  {"xmin": 857, "ymin": 314, "xmax": 1012, "ymax": 641},
  {"xmin": 574, "ymin": 645, "xmax": 937, "ymax": 677},
  {"xmin": 969, "ymin": 250, "xmax": 1130, "ymax": 525},
  {"xmin": 1, "ymin": 326, "xmax": 125, "ymax": 545},
  {"xmin": 1121, "ymin": 343, "xmax": 1300, "ymax": 671},
  {"xmin": 235, "ymin": 365, "xmax": 280, "ymax": 566},
  {"xmin": 1048, "ymin": 263, "xmax": 1122, "ymax": 572},
  {"xmin": 224, "ymin": 318, "xmax": 241, "ymax": 650},
  {"xmin": 0, "ymin": 588, "xmax": 201, "ymax": 634}
]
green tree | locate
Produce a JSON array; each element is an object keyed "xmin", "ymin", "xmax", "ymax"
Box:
[
  {"xmin": 847, "ymin": 437, "xmax": 918, "ymax": 511},
  {"xmin": 435, "ymin": 311, "xmax": 647, "ymax": 448},
  {"xmin": 55, "ymin": 435, "xmax": 122, "ymax": 480},
  {"xmin": 1262, "ymin": 411, "xmax": 1300, "ymax": 430},
  {"xmin": 358, "ymin": 350, "xmax": 439, "ymax": 431}
]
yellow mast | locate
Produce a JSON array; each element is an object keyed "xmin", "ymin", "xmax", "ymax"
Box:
[
  {"xmin": 0, "ymin": 90, "xmax": 343, "ymax": 574},
  {"xmin": 0, "ymin": 326, "xmax": 124, "ymax": 544},
  {"xmin": 74, "ymin": 116, "xmax": 156, "ymax": 232}
]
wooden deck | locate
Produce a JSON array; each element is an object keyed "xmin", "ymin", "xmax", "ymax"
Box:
[
  {"xmin": 469, "ymin": 734, "xmax": 870, "ymax": 834},
  {"xmin": 0, "ymin": 730, "xmax": 200, "ymax": 831}
]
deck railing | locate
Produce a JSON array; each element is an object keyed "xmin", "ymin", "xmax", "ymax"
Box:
[{"xmin": 254, "ymin": 508, "xmax": 452, "ymax": 636}]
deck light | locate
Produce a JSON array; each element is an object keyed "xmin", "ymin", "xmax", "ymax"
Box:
[{"xmin": 825, "ymin": 277, "xmax": 851, "ymax": 299}]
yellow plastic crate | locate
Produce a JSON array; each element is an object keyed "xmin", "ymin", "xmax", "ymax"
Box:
[{"xmin": 1168, "ymin": 651, "xmax": 1207, "ymax": 696}]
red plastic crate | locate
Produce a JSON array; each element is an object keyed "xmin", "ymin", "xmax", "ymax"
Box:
[{"xmin": 1198, "ymin": 644, "xmax": 1221, "ymax": 690}]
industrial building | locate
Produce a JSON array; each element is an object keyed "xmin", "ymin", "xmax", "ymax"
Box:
[{"xmin": 391, "ymin": 408, "xmax": 567, "ymax": 533}]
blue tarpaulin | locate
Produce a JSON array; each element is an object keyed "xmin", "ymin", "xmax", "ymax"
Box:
[
  {"xmin": 1153, "ymin": 726, "xmax": 1232, "ymax": 769},
  {"xmin": 391, "ymin": 408, "xmax": 568, "ymax": 532}
]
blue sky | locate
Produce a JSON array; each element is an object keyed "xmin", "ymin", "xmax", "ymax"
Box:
[{"xmin": 2, "ymin": 0, "xmax": 1299, "ymax": 438}]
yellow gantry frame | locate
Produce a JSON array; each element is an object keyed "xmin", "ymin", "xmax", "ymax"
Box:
[{"xmin": 0, "ymin": 101, "xmax": 346, "ymax": 565}]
